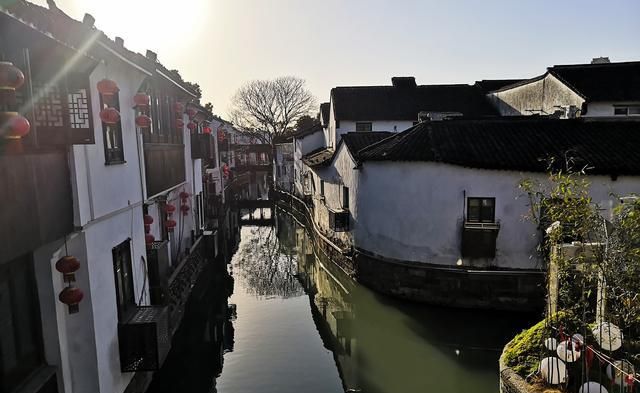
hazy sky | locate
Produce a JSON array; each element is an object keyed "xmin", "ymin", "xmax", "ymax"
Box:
[{"xmin": 30, "ymin": 0, "xmax": 640, "ymax": 117}]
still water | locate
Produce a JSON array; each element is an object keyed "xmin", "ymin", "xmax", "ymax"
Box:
[{"xmin": 148, "ymin": 209, "xmax": 535, "ymax": 393}]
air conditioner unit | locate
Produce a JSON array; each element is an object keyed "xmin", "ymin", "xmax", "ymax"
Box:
[
  {"xmin": 147, "ymin": 240, "xmax": 170, "ymax": 305},
  {"xmin": 118, "ymin": 306, "xmax": 170, "ymax": 372}
]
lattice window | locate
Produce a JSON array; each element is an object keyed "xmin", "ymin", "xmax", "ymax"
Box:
[
  {"xmin": 68, "ymin": 89, "xmax": 90, "ymax": 129},
  {"xmin": 32, "ymin": 84, "xmax": 64, "ymax": 127}
]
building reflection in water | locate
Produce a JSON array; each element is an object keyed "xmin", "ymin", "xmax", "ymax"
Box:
[{"xmin": 280, "ymin": 209, "xmax": 535, "ymax": 393}]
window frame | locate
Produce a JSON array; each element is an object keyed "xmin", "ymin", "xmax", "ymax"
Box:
[
  {"xmin": 112, "ymin": 239, "xmax": 136, "ymax": 322},
  {"xmin": 355, "ymin": 122, "xmax": 373, "ymax": 132},
  {"xmin": 343, "ymin": 186, "xmax": 349, "ymax": 209},
  {"xmin": 466, "ymin": 197, "xmax": 496, "ymax": 223},
  {"xmin": 320, "ymin": 180, "xmax": 325, "ymax": 197},
  {"xmin": 100, "ymin": 93, "xmax": 125, "ymax": 165},
  {"xmin": 614, "ymin": 105, "xmax": 640, "ymax": 116}
]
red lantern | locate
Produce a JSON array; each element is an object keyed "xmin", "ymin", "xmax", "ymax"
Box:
[
  {"xmin": 100, "ymin": 107, "xmax": 120, "ymax": 125},
  {"xmin": 187, "ymin": 108, "xmax": 197, "ymax": 119},
  {"xmin": 143, "ymin": 215, "xmax": 154, "ymax": 225},
  {"xmin": 180, "ymin": 204, "xmax": 190, "ymax": 213},
  {"xmin": 165, "ymin": 204, "xmax": 176, "ymax": 214},
  {"xmin": 55, "ymin": 256, "xmax": 80, "ymax": 274},
  {"xmin": 135, "ymin": 115, "xmax": 152, "ymax": 128},
  {"xmin": 187, "ymin": 122, "xmax": 197, "ymax": 131},
  {"xmin": 174, "ymin": 102, "xmax": 184, "ymax": 113},
  {"xmin": 217, "ymin": 129, "xmax": 225, "ymax": 142},
  {"xmin": 176, "ymin": 119, "xmax": 184, "ymax": 129},
  {"xmin": 0, "ymin": 62, "xmax": 25, "ymax": 91},
  {"xmin": 179, "ymin": 191, "xmax": 190, "ymax": 200},
  {"xmin": 144, "ymin": 224, "xmax": 151, "ymax": 233},
  {"xmin": 97, "ymin": 78, "xmax": 119, "ymax": 98},
  {"xmin": 3, "ymin": 114, "xmax": 30, "ymax": 138},
  {"xmin": 203, "ymin": 126, "xmax": 212, "ymax": 134},
  {"xmin": 59, "ymin": 286, "xmax": 84, "ymax": 305},
  {"xmin": 165, "ymin": 219, "xmax": 177, "ymax": 231},
  {"xmin": 133, "ymin": 93, "xmax": 150, "ymax": 108},
  {"xmin": 145, "ymin": 234, "xmax": 155, "ymax": 244}
]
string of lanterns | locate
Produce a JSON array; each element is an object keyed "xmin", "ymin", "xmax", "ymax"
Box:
[
  {"xmin": 97, "ymin": 78, "xmax": 121, "ymax": 125},
  {"xmin": 144, "ymin": 214, "xmax": 155, "ymax": 244},
  {"xmin": 133, "ymin": 92, "xmax": 151, "ymax": 129},
  {"xmin": 0, "ymin": 61, "xmax": 31, "ymax": 150},
  {"xmin": 55, "ymin": 254, "xmax": 84, "ymax": 314}
]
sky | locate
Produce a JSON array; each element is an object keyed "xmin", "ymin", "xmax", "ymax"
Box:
[{"xmin": 29, "ymin": 0, "xmax": 640, "ymax": 118}]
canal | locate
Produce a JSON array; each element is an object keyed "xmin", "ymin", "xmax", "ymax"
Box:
[{"xmin": 147, "ymin": 208, "xmax": 536, "ymax": 393}]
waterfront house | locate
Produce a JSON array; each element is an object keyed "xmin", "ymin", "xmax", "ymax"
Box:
[
  {"xmin": 1, "ymin": 2, "xmax": 212, "ymax": 392},
  {"xmin": 309, "ymin": 117, "xmax": 640, "ymax": 310},
  {"xmin": 488, "ymin": 59, "xmax": 640, "ymax": 118},
  {"xmin": 274, "ymin": 135, "xmax": 294, "ymax": 193}
]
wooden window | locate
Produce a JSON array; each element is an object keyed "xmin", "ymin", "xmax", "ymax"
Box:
[
  {"xmin": 100, "ymin": 93, "xmax": 125, "ymax": 164},
  {"xmin": 343, "ymin": 186, "xmax": 349, "ymax": 209},
  {"xmin": 355, "ymin": 122, "xmax": 372, "ymax": 132},
  {"xmin": 614, "ymin": 107, "xmax": 628, "ymax": 115},
  {"xmin": 112, "ymin": 240, "xmax": 135, "ymax": 322},
  {"xmin": 320, "ymin": 180, "xmax": 325, "ymax": 197},
  {"xmin": 614, "ymin": 106, "xmax": 640, "ymax": 116},
  {"xmin": 0, "ymin": 255, "xmax": 43, "ymax": 393},
  {"xmin": 467, "ymin": 197, "xmax": 495, "ymax": 223}
]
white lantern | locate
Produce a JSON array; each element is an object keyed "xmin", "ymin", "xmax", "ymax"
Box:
[
  {"xmin": 592, "ymin": 322, "xmax": 623, "ymax": 351},
  {"xmin": 579, "ymin": 382, "xmax": 609, "ymax": 393},
  {"xmin": 572, "ymin": 333, "xmax": 585, "ymax": 344},
  {"xmin": 539, "ymin": 357, "xmax": 568, "ymax": 384},
  {"xmin": 545, "ymin": 337, "xmax": 558, "ymax": 351},
  {"xmin": 606, "ymin": 360, "xmax": 635, "ymax": 385},
  {"xmin": 557, "ymin": 340, "xmax": 581, "ymax": 362}
]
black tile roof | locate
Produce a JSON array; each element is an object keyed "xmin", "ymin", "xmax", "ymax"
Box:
[
  {"xmin": 474, "ymin": 79, "xmax": 526, "ymax": 93},
  {"xmin": 340, "ymin": 132, "xmax": 393, "ymax": 160},
  {"xmin": 358, "ymin": 118, "xmax": 640, "ymax": 175},
  {"xmin": 547, "ymin": 61, "xmax": 640, "ymax": 101},
  {"xmin": 330, "ymin": 83, "xmax": 499, "ymax": 121},
  {"xmin": 320, "ymin": 103, "xmax": 330, "ymax": 126},
  {"xmin": 302, "ymin": 147, "xmax": 334, "ymax": 167}
]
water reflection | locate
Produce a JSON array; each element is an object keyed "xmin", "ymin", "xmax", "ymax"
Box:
[
  {"xmin": 285, "ymin": 209, "xmax": 536, "ymax": 393},
  {"xmin": 147, "ymin": 209, "xmax": 535, "ymax": 393}
]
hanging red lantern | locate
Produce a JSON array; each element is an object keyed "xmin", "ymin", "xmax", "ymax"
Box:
[
  {"xmin": 3, "ymin": 114, "xmax": 30, "ymax": 138},
  {"xmin": 187, "ymin": 108, "xmax": 197, "ymax": 119},
  {"xmin": 180, "ymin": 205, "xmax": 190, "ymax": 215},
  {"xmin": 165, "ymin": 219, "xmax": 177, "ymax": 231},
  {"xmin": 55, "ymin": 256, "xmax": 80, "ymax": 274},
  {"xmin": 179, "ymin": 191, "xmax": 190, "ymax": 200},
  {"xmin": 165, "ymin": 204, "xmax": 176, "ymax": 214},
  {"xmin": 135, "ymin": 114, "xmax": 152, "ymax": 128},
  {"xmin": 145, "ymin": 234, "xmax": 155, "ymax": 244},
  {"xmin": 97, "ymin": 78, "xmax": 119, "ymax": 98},
  {"xmin": 187, "ymin": 122, "xmax": 197, "ymax": 132},
  {"xmin": 174, "ymin": 102, "xmax": 184, "ymax": 113},
  {"xmin": 0, "ymin": 62, "xmax": 25, "ymax": 91},
  {"xmin": 176, "ymin": 118, "xmax": 184, "ymax": 129},
  {"xmin": 143, "ymin": 214, "xmax": 154, "ymax": 225},
  {"xmin": 100, "ymin": 107, "xmax": 120, "ymax": 125},
  {"xmin": 203, "ymin": 126, "xmax": 212, "ymax": 134},
  {"xmin": 133, "ymin": 93, "xmax": 150, "ymax": 108},
  {"xmin": 144, "ymin": 224, "xmax": 151, "ymax": 233},
  {"xmin": 59, "ymin": 286, "xmax": 84, "ymax": 305},
  {"xmin": 217, "ymin": 129, "xmax": 225, "ymax": 142}
]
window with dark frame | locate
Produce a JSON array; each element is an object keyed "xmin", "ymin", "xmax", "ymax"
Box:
[
  {"xmin": 614, "ymin": 106, "xmax": 640, "ymax": 116},
  {"xmin": 112, "ymin": 240, "xmax": 135, "ymax": 322},
  {"xmin": 355, "ymin": 122, "xmax": 372, "ymax": 132},
  {"xmin": 343, "ymin": 186, "xmax": 349, "ymax": 209},
  {"xmin": 100, "ymin": 93, "xmax": 125, "ymax": 164},
  {"xmin": 0, "ymin": 255, "xmax": 44, "ymax": 393},
  {"xmin": 466, "ymin": 197, "xmax": 496, "ymax": 223},
  {"xmin": 320, "ymin": 180, "xmax": 325, "ymax": 197}
]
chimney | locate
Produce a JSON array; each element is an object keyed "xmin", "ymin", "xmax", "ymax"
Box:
[
  {"xmin": 392, "ymin": 76, "xmax": 416, "ymax": 88},
  {"xmin": 146, "ymin": 50, "xmax": 157, "ymax": 62},
  {"xmin": 46, "ymin": 0, "xmax": 58, "ymax": 10},
  {"xmin": 115, "ymin": 37, "xmax": 124, "ymax": 47},
  {"xmin": 591, "ymin": 57, "xmax": 610, "ymax": 64},
  {"xmin": 82, "ymin": 13, "xmax": 95, "ymax": 28}
]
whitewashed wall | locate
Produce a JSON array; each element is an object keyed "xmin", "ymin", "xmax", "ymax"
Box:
[
  {"xmin": 488, "ymin": 74, "xmax": 584, "ymax": 116},
  {"xmin": 293, "ymin": 131, "xmax": 325, "ymax": 196},
  {"xmin": 585, "ymin": 101, "xmax": 640, "ymax": 117},
  {"xmin": 356, "ymin": 161, "xmax": 639, "ymax": 269}
]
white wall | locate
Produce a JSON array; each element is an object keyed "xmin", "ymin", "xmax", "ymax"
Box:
[
  {"xmin": 355, "ymin": 161, "xmax": 639, "ymax": 269},
  {"xmin": 585, "ymin": 101, "xmax": 640, "ymax": 117}
]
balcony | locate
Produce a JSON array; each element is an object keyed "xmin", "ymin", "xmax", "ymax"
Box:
[
  {"xmin": 461, "ymin": 221, "xmax": 500, "ymax": 258},
  {"xmin": 0, "ymin": 151, "xmax": 73, "ymax": 263}
]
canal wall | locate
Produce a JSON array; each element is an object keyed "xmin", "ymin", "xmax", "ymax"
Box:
[
  {"xmin": 498, "ymin": 344, "xmax": 533, "ymax": 393},
  {"xmin": 274, "ymin": 189, "xmax": 545, "ymax": 311}
]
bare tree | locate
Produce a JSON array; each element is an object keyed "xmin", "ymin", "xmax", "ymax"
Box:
[{"xmin": 229, "ymin": 76, "xmax": 316, "ymax": 144}]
